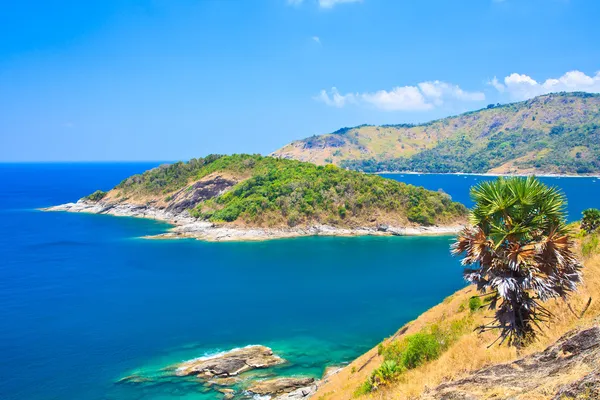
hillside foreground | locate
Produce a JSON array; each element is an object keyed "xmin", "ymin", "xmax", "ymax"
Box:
[{"xmin": 312, "ymin": 227, "xmax": 600, "ymax": 400}]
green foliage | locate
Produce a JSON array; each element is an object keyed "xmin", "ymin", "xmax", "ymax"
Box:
[
  {"xmin": 372, "ymin": 360, "xmax": 403, "ymax": 386},
  {"xmin": 353, "ymin": 380, "xmax": 373, "ymax": 397},
  {"xmin": 380, "ymin": 333, "xmax": 441, "ymax": 370},
  {"xmin": 399, "ymin": 333, "xmax": 442, "ymax": 369},
  {"xmin": 84, "ymin": 190, "xmax": 107, "ymax": 202},
  {"xmin": 184, "ymin": 155, "xmax": 466, "ymax": 226},
  {"xmin": 468, "ymin": 296, "xmax": 482, "ymax": 312},
  {"xmin": 362, "ymin": 318, "xmax": 473, "ymax": 393},
  {"xmin": 581, "ymin": 208, "xmax": 600, "ymax": 233},
  {"xmin": 95, "ymin": 154, "xmax": 467, "ymax": 227}
]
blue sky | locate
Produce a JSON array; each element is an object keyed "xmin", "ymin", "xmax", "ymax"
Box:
[{"xmin": 1, "ymin": 0, "xmax": 600, "ymax": 161}]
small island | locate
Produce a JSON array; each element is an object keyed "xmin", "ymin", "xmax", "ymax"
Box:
[{"xmin": 45, "ymin": 154, "xmax": 467, "ymax": 241}]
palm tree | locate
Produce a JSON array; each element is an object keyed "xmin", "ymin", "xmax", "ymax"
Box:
[{"xmin": 451, "ymin": 176, "xmax": 582, "ymax": 346}]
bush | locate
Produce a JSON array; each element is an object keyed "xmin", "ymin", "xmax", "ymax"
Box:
[
  {"xmin": 371, "ymin": 360, "xmax": 402, "ymax": 387},
  {"xmin": 400, "ymin": 333, "xmax": 441, "ymax": 369},
  {"xmin": 469, "ymin": 296, "xmax": 483, "ymax": 312},
  {"xmin": 353, "ymin": 380, "xmax": 373, "ymax": 397},
  {"xmin": 582, "ymin": 208, "xmax": 600, "ymax": 233},
  {"xmin": 380, "ymin": 332, "xmax": 441, "ymax": 370},
  {"xmin": 84, "ymin": 190, "xmax": 107, "ymax": 202}
]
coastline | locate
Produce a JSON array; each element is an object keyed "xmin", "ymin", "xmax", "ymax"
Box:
[
  {"xmin": 42, "ymin": 200, "xmax": 464, "ymax": 242},
  {"xmin": 374, "ymin": 171, "xmax": 600, "ymax": 178}
]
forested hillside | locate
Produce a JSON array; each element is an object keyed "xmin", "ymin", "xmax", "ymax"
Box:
[
  {"xmin": 90, "ymin": 154, "xmax": 467, "ymax": 228},
  {"xmin": 273, "ymin": 92, "xmax": 600, "ymax": 174}
]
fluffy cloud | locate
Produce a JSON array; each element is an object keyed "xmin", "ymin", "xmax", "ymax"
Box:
[
  {"xmin": 315, "ymin": 81, "xmax": 485, "ymax": 111},
  {"xmin": 314, "ymin": 87, "xmax": 357, "ymax": 108},
  {"xmin": 361, "ymin": 86, "xmax": 432, "ymax": 111},
  {"xmin": 288, "ymin": 0, "xmax": 362, "ymax": 8},
  {"xmin": 312, "ymin": 36, "xmax": 321, "ymax": 44},
  {"xmin": 490, "ymin": 70, "xmax": 600, "ymax": 100}
]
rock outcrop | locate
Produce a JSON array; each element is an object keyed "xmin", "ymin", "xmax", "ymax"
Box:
[
  {"xmin": 273, "ymin": 384, "xmax": 319, "ymax": 400},
  {"xmin": 174, "ymin": 345, "xmax": 285, "ymax": 379},
  {"xmin": 420, "ymin": 325, "xmax": 600, "ymax": 399},
  {"xmin": 248, "ymin": 377, "xmax": 316, "ymax": 395}
]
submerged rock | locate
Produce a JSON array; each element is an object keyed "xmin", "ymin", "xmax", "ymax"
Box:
[
  {"xmin": 217, "ymin": 387, "xmax": 236, "ymax": 400},
  {"xmin": 174, "ymin": 345, "xmax": 285, "ymax": 379},
  {"xmin": 209, "ymin": 376, "xmax": 242, "ymax": 386},
  {"xmin": 116, "ymin": 374, "xmax": 153, "ymax": 384},
  {"xmin": 248, "ymin": 377, "xmax": 316, "ymax": 395}
]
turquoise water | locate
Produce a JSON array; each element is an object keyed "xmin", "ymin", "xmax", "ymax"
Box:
[{"xmin": 1, "ymin": 164, "xmax": 598, "ymax": 400}]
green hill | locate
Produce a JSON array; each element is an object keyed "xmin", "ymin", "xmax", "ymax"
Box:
[
  {"xmin": 273, "ymin": 92, "xmax": 600, "ymax": 175},
  {"xmin": 94, "ymin": 154, "xmax": 467, "ymax": 228}
]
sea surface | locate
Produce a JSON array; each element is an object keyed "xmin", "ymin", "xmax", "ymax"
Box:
[{"xmin": 1, "ymin": 164, "xmax": 598, "ymax": 400}]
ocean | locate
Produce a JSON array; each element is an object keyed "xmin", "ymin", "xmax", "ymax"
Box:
[{"xmin": 1, "ymin": 163, "xmax": 598, "ymax": 400}]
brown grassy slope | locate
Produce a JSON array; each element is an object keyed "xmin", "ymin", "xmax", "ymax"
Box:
[{"xmin": 313, "ymin": 231, "xmax": 600, "ymax": 400}]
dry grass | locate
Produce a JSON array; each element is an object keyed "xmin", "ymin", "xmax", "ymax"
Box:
[
  {"xmin": 312, "ymin": 234, "xmax": 600, "ymax": 400},
  {"xmin": 103, "ymin": 171, "xmax": 242, "ymax": 207}
]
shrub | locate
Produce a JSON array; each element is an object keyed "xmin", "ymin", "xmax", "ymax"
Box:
[
  {"xmin": 469, "ymin": 296, "xmax": 483, "ymax": 312},
  {"xmin": 84, "ymin": 190, "xmax": 107, "ymax": 202},
  {"xmin": 380, "ymin": 332, "xmax": 441, "ymax": 370},
  {"xmin": 371, "ymin": 360, "xmax": 402, "ymax": 387},
  {"xmin": 400, "ymin": 333, "xmax": 441, "ymax": 369},
  {"xmin": 581, "ymin": 208, "xmax": 600, "ymax": 234},
  {"xmin": 353, "ymin": 380, "xmax": 373, "ymax": 397}
]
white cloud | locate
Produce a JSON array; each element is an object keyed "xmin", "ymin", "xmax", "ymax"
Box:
[
  {"xmin": 361, "ymin": 86, "xmax": 432, "ymax": 111},
  {"xmin": 288, "ymin": 0, "xmax": 362, "ymax": 8},
  {"xmin": 314, "ymin": 87, "xmax": 357, "ymax": 108},
  {"xmin": 489, "ymin": 77, "xmax": 505, "ymax": 93},
  {"xmin": 418, "ymin": 81, "xmax": 485, "ymax": 104},
  {"xmin": 315, "ymin": 81, "xmax": 485, "ymax": 111},
  {"xmin": 490, "ymin": 70, "xmax": 600, "ymax": 100},
  {"xmin": 312, "ymin": 36, "xmax": 321, "ymax": 44}
]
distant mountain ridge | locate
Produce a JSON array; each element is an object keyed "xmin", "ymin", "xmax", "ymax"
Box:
[{"xmin": 273, "ymin": 92, "xmax": 600, "ymax": 175}]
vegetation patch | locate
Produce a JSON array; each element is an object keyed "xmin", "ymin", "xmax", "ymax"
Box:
[
  {"xmin": 109, "ymin": 154, "xmax": 467, "ymax": 227},
  {"xmin": 84, "ymin": 190, "xmax": 107, "ymax": 202},
  {"xmin": 581, "ymin": 208, "xmax": 600, "ymax": 234},
  {"xmin": 357, "ymin": 316, "xmax": 473, "ymax": 395}
]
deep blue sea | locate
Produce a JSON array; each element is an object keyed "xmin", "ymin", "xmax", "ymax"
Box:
[{"xmin": 1, "ymin": 164, "xmax": 598, "ymax": 400}]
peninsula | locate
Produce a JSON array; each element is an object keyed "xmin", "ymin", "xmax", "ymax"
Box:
[{"xmin": 45, "ymin": 154, "xmax": 467, "ymax": 241}]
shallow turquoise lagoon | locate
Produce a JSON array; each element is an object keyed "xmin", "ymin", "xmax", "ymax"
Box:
[{"xmin": 1, "ymin": 164, "xmax": 598, "ymax": 400}]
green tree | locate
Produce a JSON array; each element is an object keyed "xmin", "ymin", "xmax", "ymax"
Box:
[
  {"xmin": 451, "ymin": 177, "xmax": 582, "ymax": 346},
  {"xmin": 581, "ymin": 208, "xmax": 600, "ymax": 234}
]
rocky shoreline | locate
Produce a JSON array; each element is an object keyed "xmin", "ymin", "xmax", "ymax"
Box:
[
  {"xmin": 119, "ymin": 345, "xmax": 343, "ymax": 400},
  {"xmin": 43, "ymin": 200, "xmax": 464, "ymax": 242}
]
